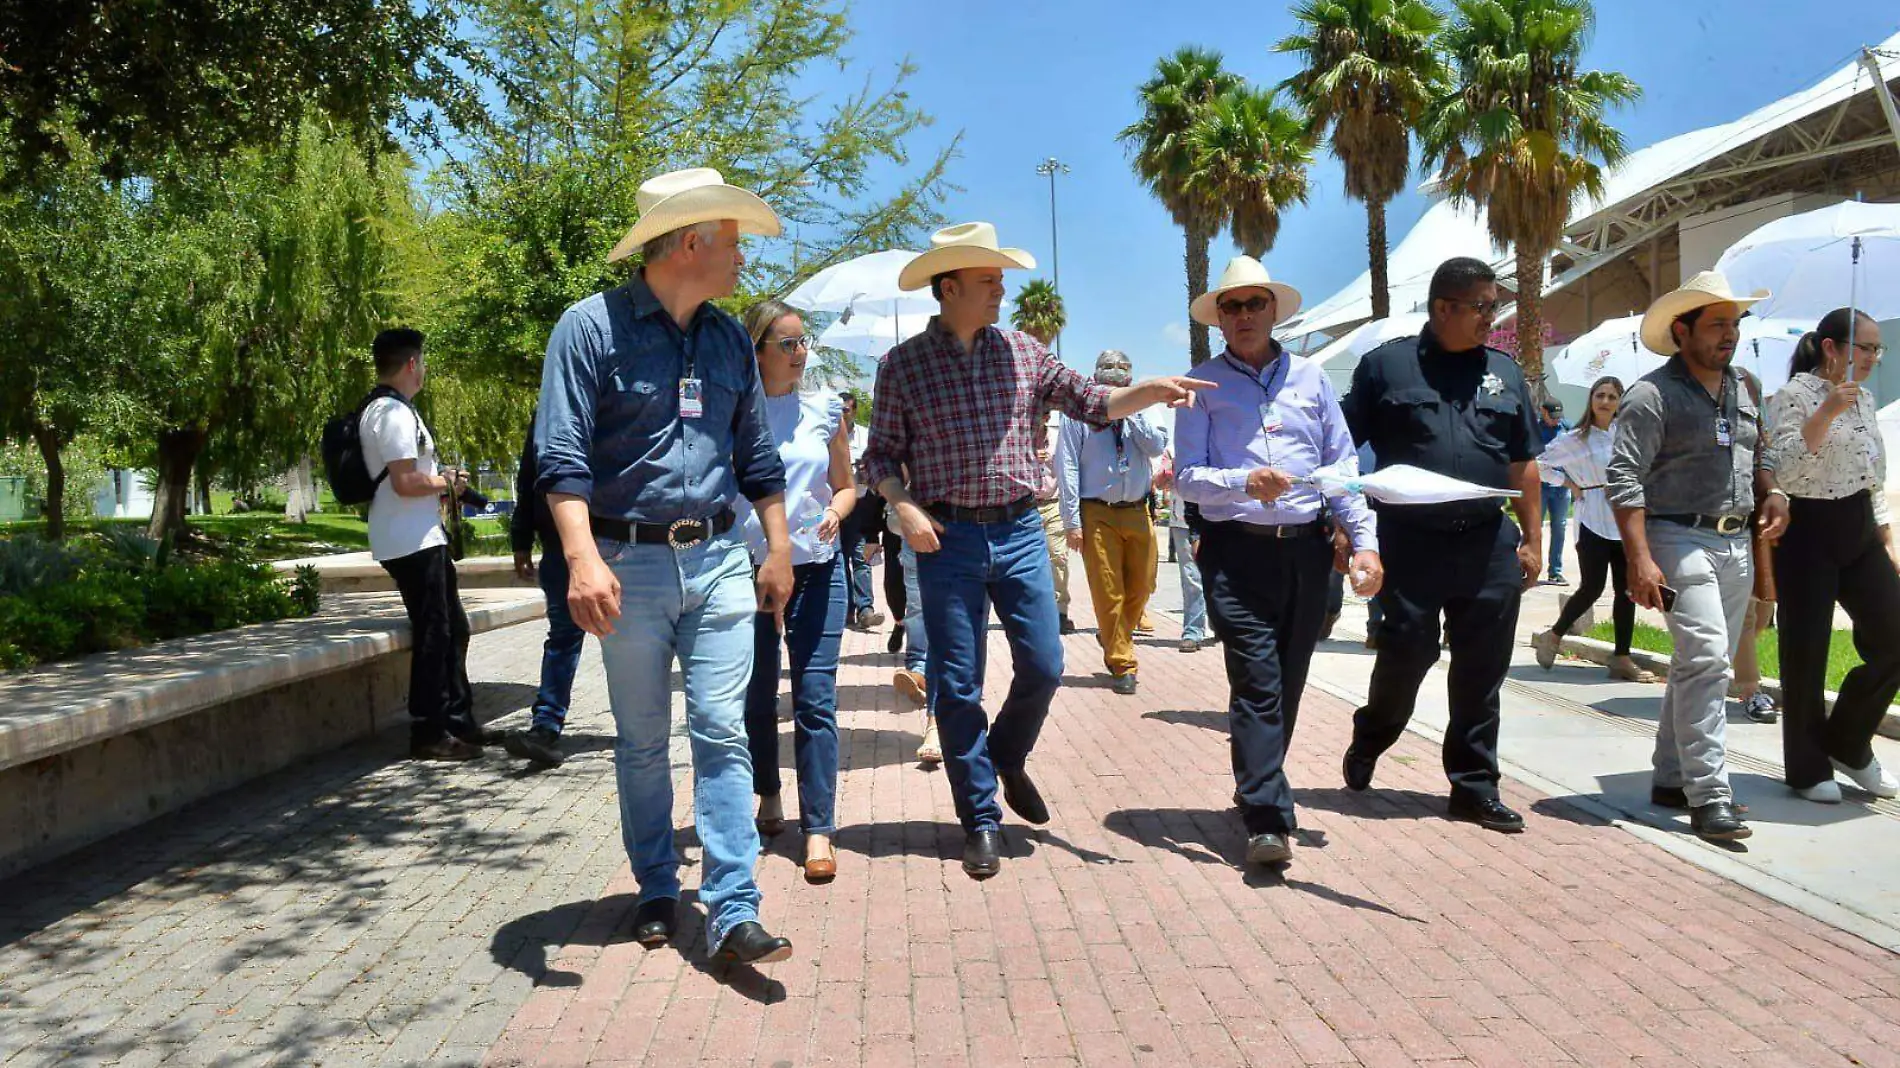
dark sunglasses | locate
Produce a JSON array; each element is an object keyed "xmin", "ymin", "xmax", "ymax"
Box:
[
  {"xmin": 1440, "ymin": 298, "xmax": 1502, "ymax": 316},
  {"xmin": 1217, "ymin": 295, "xmax": 1274, "ymax": 317},
  {"xmin": 762, "ymin": 334, "xmax": 815, "ymax": 353}
]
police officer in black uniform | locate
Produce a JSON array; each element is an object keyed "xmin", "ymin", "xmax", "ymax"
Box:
[{"xmin": 1338, "ymin": 257, "xmax": 1544, "ymax": 833}]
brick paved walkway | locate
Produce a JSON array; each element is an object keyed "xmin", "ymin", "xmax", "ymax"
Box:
[{"xmin": 7, "ymin": 580, "xmax": 1900, "ymax": 1066}]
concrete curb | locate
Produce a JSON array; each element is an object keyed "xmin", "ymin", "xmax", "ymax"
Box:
[{"xmin": 1552, "ymin": 632, "xmax": 1900, "ymax": 740}]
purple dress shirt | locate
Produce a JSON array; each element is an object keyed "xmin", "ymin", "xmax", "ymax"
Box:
[{"xmin": 1173, "ymin": 347, "xmax": 1378, "ymax": 553}]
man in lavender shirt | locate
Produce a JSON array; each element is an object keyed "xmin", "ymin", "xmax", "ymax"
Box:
[{"xmin": 1174, "ymin": 257, "xmax": 1383, "ymax": 867}]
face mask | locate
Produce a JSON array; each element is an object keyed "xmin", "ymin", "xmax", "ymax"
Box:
[{"xmin": 1095, "ymin": 361, "xmax": 1132, "ymax": 387}]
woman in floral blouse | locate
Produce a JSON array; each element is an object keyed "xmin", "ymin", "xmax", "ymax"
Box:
[{"xmin": 1763, "ymin": 308, "xmax": 1899, "ymax": 804}]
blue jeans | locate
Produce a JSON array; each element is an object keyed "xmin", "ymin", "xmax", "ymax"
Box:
[
  {"xmin": 595, "ymin": 532, "xmax": 762, "ymax": 948},
  {"xmin": 900, "ymin": 541, "xmax": 937, "ymax": 716},
  {"xmin": 1542, "ymin": 485, "xmax": 1570, "ymax": 579},
  {"xmin": 915, "ymin": 509, "xmax": 1063, "ymax": 832},
  {"xmin": 841, "ymin": 522, "xmax": 874, "ymax": 615},
  {"xmin": 744, "ymin": 556, "xmax": 845, "ymax": 834},
  {"xmin": 532, "ymin": 551, "xmax": 587, "ymax": 734},
  {"xmin": 1171, "ymin": 527, "xmax": 1208, "ymax": 642}
]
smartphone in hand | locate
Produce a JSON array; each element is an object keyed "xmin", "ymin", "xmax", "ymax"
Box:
[{"xmin": 1658, "ymin": 584, "xmax": 1679, "ymax": 613}]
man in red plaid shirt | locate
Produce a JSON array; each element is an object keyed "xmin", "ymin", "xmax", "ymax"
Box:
[{"xmin": 861, "ymin": 222, "xmax": 1213, "ymax": 878}]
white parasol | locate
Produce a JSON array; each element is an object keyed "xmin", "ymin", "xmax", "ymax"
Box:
[
  {"xmin": 783, "ymin": 249, "xmax": 936, "ymax": 317},
  {"xmin": 1553, "ymin": 315, "xmax": 1808, "ymax": 394},
  {"xmin": 1713, "ymin": 198, "xmax": 1900, "ymax": 324},
  {"xmin": 1299, "ymin": 462, "xmax": 1521, "ymax": 505}
]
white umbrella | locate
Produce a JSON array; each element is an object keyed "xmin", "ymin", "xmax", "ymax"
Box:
[
  {"xmin": 1714, "ymin": 199, "xmax": 1900, "ymax": 322},
  {"xmin": 1307, "ymin": 312, "xmax": 1431, "ymax": 368},
  {"xmin": 816, "ymin": 310, "xmax": 929, "ymax": 361},
  {"xmin": 1300, "ymin": 462, "xmax": 1521, "ymax": 505},
  {"xmin": 783, "ymin": 249, "xmax": 936, "ymax": 317},
  {"xmin": 1553, "ymin": 315, "xmax": 1807, "ymax": 394}
]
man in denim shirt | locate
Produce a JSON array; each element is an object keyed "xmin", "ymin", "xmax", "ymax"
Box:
[{"xmin": 536, "ymin": 169, "xmax": 796, "ymax": 965}]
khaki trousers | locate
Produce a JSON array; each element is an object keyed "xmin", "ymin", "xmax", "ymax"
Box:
[
  {"xmin": 1038, "ymin": 500, "xmax": 1071, "ymax": 616},
  {"xmin": 1081, "ymin": 500, "xmax": 1157, "ymax": 676}
]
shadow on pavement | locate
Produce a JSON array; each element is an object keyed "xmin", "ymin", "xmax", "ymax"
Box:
[
  {"xmin": 1142, "ymin": 708, "xmax": 1226, "ymax": 733},
  {"xmin": 490, "ymin": 891, "xmax": 786, "ymax": 1005}
]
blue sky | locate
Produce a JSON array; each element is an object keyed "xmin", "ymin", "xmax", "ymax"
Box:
[{"xmin": 797, "ymin": 0, "xmax": 1899, "ymax": 380}]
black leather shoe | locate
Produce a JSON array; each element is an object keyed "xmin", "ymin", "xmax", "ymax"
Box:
[
  {"xmin": 1448, "ymin": 794, "xmax": 1526, "ymax": 833},
  {"xmin": 887, "ymin": 627, "xmax": 905, "ymax": 654},
  {"xmin": 1342, "ymin": 749, "xmax": 1376, "ymax": 792},
  {"xmin": 963, "ymin": 829, "xmax": 1003, "ymax": 879},
  {"xmin": 410, "ymin": 736, "xmax": 483, "ymax": 762},
  {"xmin": 503, "ymin": 726, "xmax": 565, "ymax": 767},
  {"xmin": 1112, "ymin": 673, "xmax": 1138, "ymax": 696},
  {"xmin": 1245, "ymin": 833, "xmax": 1292, "ymax": 866},
  {"xmin": 631, "ymin": 898, "xmax": 677, "ymax": 947},
  {"xmin": 714, "ymin": 921, "xmax": 793, "ymax": 964},
  {"xmin": 999, "ymin": 768, "xmax": 1050, "ymax": 825},
  {"xmin": 1059, "ymin": 616, "xmax": 1077, "ymax": 635},
  {"xmin": 1690, "ymin": 801, "xmax": 1752, "ymax": 841}
]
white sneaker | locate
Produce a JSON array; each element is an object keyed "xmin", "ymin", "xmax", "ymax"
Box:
[
  {"xmin": 1832, "ymin": 757, "xmax": 1900, "ymax": 799},
  {"xmin": 1531, "ymin": 630, "xmax": 1559, "ymax": 671},
  {"xmin": 1796, "ymin": 780, "xmax": 1842, "ymax": 804}
]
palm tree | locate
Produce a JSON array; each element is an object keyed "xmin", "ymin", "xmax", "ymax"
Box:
[
  {"xmin": 1182, "ymin": 87, "xmax": 1315, "ymax": 261},
  {"xmin": 1011, "ymin": 278, "xmax": 1066, "ymax": 346},
  {"xmin": 1277, "ymin": 0, "xmax": 1449, "ymax": 320},
  {"xmin": 1120, "ymin": 47, "xmax": 1243, "ymax": 365},
  {"xmin": 1421, "ymin": 0, "xmax": 1638, "ymax": 382}
]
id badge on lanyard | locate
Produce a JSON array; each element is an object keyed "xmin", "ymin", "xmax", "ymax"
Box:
[
  {"xmin": 679, "ymin": 378, "xmax": 704, "ymax": 419},
  {"xmin": 1714, "ymin": 416, "xmax": 1732, "ymax": 447},
  {"xmin": 1260, "ymin": 402, "xmax": 1283, "ymax": 433}
]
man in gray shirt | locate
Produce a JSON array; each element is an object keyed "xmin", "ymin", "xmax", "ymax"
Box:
[{"xmin": 1607, "ymin": 272, "xmax": 1789, "ymax": 843}]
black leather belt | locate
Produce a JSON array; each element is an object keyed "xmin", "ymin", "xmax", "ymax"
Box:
[
  {"xmin": 1653, "ymin": 513, "xmax": 1749, "ymax": 536},
  {"xmin": 925, "ymin": 497, "xmax": 1036, "ymax": 525},
  {"xmin": 1207, "ymin": 519, "xmax": 1328, "ymax": 540},
  {"xmin": 1083, "ymin": 498, "xmax": 1148, "ymax": 510},
  {"xmin": 590, "ymin": 508, "xmax": 735, "ymax": 549}
]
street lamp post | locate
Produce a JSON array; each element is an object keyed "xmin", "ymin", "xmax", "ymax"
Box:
[{"xmin": 1034, "ymin": 156, "xmax": 1070, "ymax": 357}]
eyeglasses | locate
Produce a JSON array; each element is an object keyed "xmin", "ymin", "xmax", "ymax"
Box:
[
  {"xmin": 1852, "ymin": 340, "xmax": 1887, "ymax": 359},
  {"xmin": 1217, "ymin": 295, "xmax": 1274, "ymax": 316},
  {"xmin": 764, "ymin": 334, "xmax": 815, "ymax": 353},
  {"xmin": 1441, "ymin": 298, "xmax": 1502, "ymax": 316}
]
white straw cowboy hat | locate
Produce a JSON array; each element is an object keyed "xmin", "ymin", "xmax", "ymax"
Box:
[
  {"xmin": 1639, "ymin": 271, "xmax": 1770, "ymax": 355},
  {"xmin": 1190, "ymin": 256, "xmax": 1303, "ymax": 327},
  {"xmin": 897, "ymin": 222, "xmax": 1037, "ymax": 291},
  {"xmin": 606, "ymin": 168, "xmax": 782, "ymax": 265}
]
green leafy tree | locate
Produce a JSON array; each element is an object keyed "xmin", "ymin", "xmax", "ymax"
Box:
[
  {"xmin": 1010, "ymin": 279, "xmax": 1066, "ymax": 346},
  {"xmin": 0, "ymin": 0, "xmax": 490, "ymax": 181},
  {"xmin": 427, "ymin": 0, "xmax": 958, "ymax": 434},
  {"xmin": 1278, "ymin": 0, "xmax": 1449, "ymax": 320},
  {"xmin": 1182, "ymin": 87, "xmax": 1315, "ymax": 260},
  {"xmin": 1120, "ymin": 48, "xmax": 1244, "ymax": 366},
  {"xmin": 1421, "ymin": 0, "xmax": 1638, "ymax": 381},
  {"xmin": 101, "ymin": 122, "xmax": 425, "ymax": 543}
]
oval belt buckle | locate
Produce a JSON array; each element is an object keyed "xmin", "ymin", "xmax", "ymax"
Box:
[
  {"xmin": 667, "ymin": 518, "xmax": 708, "ymax": 549},
  {"xmin": 1715, "ymin": 515, "xmax": 1746, "ymax": 536}
]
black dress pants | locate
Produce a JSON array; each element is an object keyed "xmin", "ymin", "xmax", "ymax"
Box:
[
  {"xmin": 381, "ymin": 544, "xmax": 478, "ymax": 745},
  {"xmin": 1773, "ymin": 492, "xmax": 1900, "ymax": 789},
  {"xmin": 1200, "ymin": 523, "xmax": 1332, "ymax": 835},
  {"xmin": 1354, "ymin": 514, "xmax": 1524, "ymax": 799},
  {"xmin": 1552, "ymin": 526, "xmax": 1636, "ymax": 655}
]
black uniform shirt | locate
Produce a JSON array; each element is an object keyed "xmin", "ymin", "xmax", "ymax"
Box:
[{"xmin": 1340, "ymin": 326, "xmax": 1542, "ymax": 525}]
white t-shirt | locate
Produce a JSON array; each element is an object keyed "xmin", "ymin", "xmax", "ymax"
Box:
[{"xmin": 360, "ymin": 396, "xmax": 449, "ymax": 562}]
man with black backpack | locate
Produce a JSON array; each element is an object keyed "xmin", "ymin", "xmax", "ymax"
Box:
[{"xmin": 357, "ymin": 328, "xmax": 489, "ymax": 761}]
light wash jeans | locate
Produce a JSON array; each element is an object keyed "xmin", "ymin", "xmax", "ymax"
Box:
[
  {"xmin": 1171, "ymin": 526, "xmax": 1208, "ymax": 643},
  {"xmin": 595, "ymin": 532, "xmax": 762, "ymax": 948},
  {"xmin": 1648, "ymin": 522, "xmax": 1753, "ymax": 807},
  {"xmin": 899, "ymin": 541, "xmax": 937, "ymax": 716}
]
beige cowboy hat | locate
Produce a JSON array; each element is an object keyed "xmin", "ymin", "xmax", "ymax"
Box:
[
  {"xmin": 1639, "ymin": 270, "xmax": 1771, "ymax": 355},
  {"xmin": 606, "ymin": 168, "xmax": 782, "ymax": 265},
  {"xmin": 1190, "ymin": 256, "xmax": 1303, "ymax": 327},
  {"xmin": 897, "ymin": 222, "xmax": 1037, "ymax": 291}
]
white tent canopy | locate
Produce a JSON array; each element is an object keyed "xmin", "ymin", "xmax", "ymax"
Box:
[{"xmin": 1279, "ymin": 30, "xmax": 1900, "ymax": 342}]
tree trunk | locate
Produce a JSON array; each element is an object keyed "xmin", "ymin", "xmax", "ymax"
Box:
[
  {"xmin": 29, "ymin": 422, "xmax": 66, "ymax": 541},
  {"xmin": 285, "ymin": 459, "xmax": 309, "ymax": 523},
  {"xmin": 1514, "ymin": 244, "xmax": 1547, "ymax": 395},
  {"xmin": 1368, "ymin": 200, "xmax": 1391, "ymax": 321},
  {"xmin": 147, "ymin": 428, "xmax": 207, "ymax": 543},
  {"xmin": 1185, "ymin": 219, "xmax": 1213, "ymax": 367}
]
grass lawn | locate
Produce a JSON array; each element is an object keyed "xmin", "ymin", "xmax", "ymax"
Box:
[
  {"xmin": 1, "ymin": 511, "xmax": 510, "ymax": 563},
  {"xmin": 1584, "ymin": 618, "xmax": 1887, "ymax": 701}
]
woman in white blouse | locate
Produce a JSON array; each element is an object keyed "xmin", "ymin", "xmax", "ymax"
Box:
[
  {"xmin": 1763, "ymin": 308, "xmax": 1899, "ymax": 804},
  {"xmin": 738, "ymin": 299, "xmax": 859, "ymax": 879},
  {"xmin": 1531, "ymin": 377, "xmax": 1658, "ymax": 683}
]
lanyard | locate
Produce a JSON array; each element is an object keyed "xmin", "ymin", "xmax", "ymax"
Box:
[{"xmin": 1223, "ymin": 351, "xmax": 1289, "ymax": 406}]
